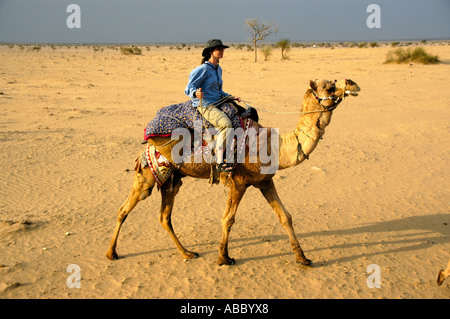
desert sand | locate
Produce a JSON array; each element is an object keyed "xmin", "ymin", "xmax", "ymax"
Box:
[{"xmin": 0, "ymin": 43, "xmax": 449, "ymax": 299}]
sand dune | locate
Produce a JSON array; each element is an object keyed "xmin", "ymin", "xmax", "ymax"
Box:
[{"xmin": 0, "ymin": 43, "xmax": 449, "ymax": 299}]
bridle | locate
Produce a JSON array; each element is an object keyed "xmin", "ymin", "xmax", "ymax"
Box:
[
  {"xmin": 301, "ymin": 79, "xmax": 358, "ymax": 115},
  {"xmin": 303, "ymin": 86, "xmax": 341, "ymax": 115},
  {"xmin": 311, "ymin": 90, "xmax": 341, "ymax": 111}
]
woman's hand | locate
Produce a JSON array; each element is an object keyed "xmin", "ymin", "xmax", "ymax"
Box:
[
  {"xmin": 230, "ymin": 96, "xmax": 241, "ymax": 102},
  {"xmin": 195, "ymin": 88, "xmax": 204, "ymax": 99}
]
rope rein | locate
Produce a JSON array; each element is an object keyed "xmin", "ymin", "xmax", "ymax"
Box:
[{"xmin": 241, "ymin": 84, "xmax": 358, "ymax": 116}]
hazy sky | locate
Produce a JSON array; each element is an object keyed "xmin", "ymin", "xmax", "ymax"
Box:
[{"xmin": 0, "ymin": 0, "xmax": 449, "ymax": 44}]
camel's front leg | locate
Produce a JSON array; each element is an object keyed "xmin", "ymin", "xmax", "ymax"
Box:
[
  {"xmin": 218, "ymin": 183, "xmax": 247, "ymax": 265},
  {"xmin": 159, "ymin": 174, "xmax": 198, "ymax": 260},
  {"xmin": 257, "ymin": 179, "xmax": 311, "ymax": 266}
]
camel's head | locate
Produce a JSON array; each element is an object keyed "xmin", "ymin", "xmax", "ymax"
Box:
[
  {"xmin": 304, "ymin": 79, "xmax": 361, "ymax": 114},
  {"xmin": 335, "ymin": 79, "xmax": 361, "ymax": 97},
  {"xmin": 308, "ymin": 79, "xmax": 338, "ymax": 110}
]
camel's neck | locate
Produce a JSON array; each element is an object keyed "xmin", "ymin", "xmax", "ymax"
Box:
[{"xmin": 278, "ymin": 92, "xmax": 334, "ymax": 170}]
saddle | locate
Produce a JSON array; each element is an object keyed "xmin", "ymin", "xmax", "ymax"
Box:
[
  {"xmin": 140, "ymin": 100, "xmax": 258, "ymax": 186},
  {"xmin": 143, "ymin": 99, "xmax": 258, "ymax": 165}
]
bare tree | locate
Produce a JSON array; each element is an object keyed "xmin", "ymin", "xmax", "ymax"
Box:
[{"xmin": 245, "ymin": 18, "xmax": 278, "ymax": 62}]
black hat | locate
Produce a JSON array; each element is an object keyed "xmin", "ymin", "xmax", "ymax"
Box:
[{"xmin": 202, "ymin": 39, "xmax": 229, "ymax": 57}]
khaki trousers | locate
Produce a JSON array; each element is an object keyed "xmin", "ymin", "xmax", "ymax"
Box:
[{"xmin": 197, "ymin": 104, "xmax": 232, "ymax": 163}]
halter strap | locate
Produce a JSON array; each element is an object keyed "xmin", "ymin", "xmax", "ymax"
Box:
[{"xmin": 301, "ymin": 90, "xmax": 341, "ymax": 115}]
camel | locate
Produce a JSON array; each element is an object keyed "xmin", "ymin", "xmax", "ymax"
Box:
[
  {"xmin": 437, "ymin": 256, "xmax": 450, "ymax": 286},
  {"xmin": 106, "ymin": 79, "xmax": 361, "ymax": 265}
]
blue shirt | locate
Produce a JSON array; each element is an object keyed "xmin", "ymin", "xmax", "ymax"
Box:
[{"xmin": 185, "ymin": 62, "xmax": 229, "ymax": 107}]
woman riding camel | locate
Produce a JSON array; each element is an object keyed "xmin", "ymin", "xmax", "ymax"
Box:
[{"xmin": 185, "ymin": 39, "xmax": 240, "ymax": 172}]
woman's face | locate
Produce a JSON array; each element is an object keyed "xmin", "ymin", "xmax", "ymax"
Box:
[{"xmin": 212, "ymin": 47, "xmax": 225, "ymax": 60}]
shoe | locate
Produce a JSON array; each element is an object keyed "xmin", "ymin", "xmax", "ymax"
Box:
[{"xmin": 216, "ymin": 162, "xmax": 234, "ymax": 173}]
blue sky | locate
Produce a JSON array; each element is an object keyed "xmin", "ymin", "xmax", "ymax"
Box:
[{"xmin": 0, "ymin": 0, "xmax": 449, "ymax": 44}]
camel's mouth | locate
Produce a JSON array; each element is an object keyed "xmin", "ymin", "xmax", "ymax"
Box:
[{"xmin": 345, "ymin": 90, "xmax": 359, "ymax": 96}]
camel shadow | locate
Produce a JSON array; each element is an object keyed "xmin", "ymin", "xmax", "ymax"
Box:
[
  {"xmin": 121, "ymin": 213, "xmax": 449, "ymax": 266},
  {"xmin": 235, "ymin": 213, "xmax": 449, "ymax": 266}
]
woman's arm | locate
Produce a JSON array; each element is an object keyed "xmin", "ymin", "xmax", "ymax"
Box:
[{"xmin": 185, "ymin": 66, "xmax": 207, "ymax": 99}]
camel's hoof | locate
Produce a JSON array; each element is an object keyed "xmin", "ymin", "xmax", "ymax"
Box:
[
  {"xmin": 297, "ymin": 258, "xmax": 312, "ymax": 266},
  {"xmin": 106, "ymin": 251, "xmax": 119, "ymax": 261},
  {"xmin": 183, "ymin": 251, "xmax": 199, "ymax": 260},
  {"xmin": 218, "ymin": 257, "xmax": 236, "ymax": 266}
]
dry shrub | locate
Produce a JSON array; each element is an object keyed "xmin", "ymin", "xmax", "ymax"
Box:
[
  {"xmin": 120, "ymin": 46, "xmax": 142, "ymax": 55},
  {"xmin": 384, "ymin": 47, "xmax": 440, "ymax": 64}
]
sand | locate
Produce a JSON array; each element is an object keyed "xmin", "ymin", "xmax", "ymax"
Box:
[{"xmin": 0, "ymin": 43, "xmax": 449, "ymax": 299}]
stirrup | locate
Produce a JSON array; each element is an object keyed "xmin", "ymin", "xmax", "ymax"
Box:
[{"xmin": 216, "ymin": 162, "xmax": 234, "ymax": 173}]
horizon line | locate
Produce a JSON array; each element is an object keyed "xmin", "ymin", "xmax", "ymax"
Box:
[{"xmin": 1, "ymin": 37, "xmax": 450, "ymax": 46}]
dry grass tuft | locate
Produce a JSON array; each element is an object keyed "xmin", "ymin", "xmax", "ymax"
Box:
[{"xmin": 384, "ymin": 47, "xmax": 440, "ymax": 64}]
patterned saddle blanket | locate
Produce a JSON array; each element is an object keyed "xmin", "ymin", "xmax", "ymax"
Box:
[
  {"xmin": 144, "ymin": 100, "xmax": 243, "ymax": 139},
  {"xmin": 139, "ymin": 144, "xmax": 173, "ymax": 188}
]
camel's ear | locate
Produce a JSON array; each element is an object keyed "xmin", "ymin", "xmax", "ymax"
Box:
[{"xmin": 309, "ymin": 80, "xmax": 316, "ymax": 91}]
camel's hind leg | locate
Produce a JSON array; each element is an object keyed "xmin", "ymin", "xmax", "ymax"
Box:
[
  {"xmin": 106, "ymin": 167, "xmax": 155, "ymax": 260},
  {"xmin": 159, "ymin": 172, "xmax": 198, "ymax": 260},
  {"xmin": 257, "ymin": 179, "xmax": 311, "ymax": 266}
]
